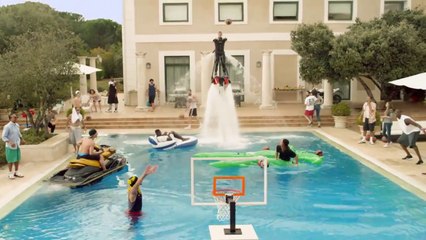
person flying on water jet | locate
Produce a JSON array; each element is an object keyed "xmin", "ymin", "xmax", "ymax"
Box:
[{"xmin": 212, "ymin": 31, "xmax": 230, "ymax": 87}]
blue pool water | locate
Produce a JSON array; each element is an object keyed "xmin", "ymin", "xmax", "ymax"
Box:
[{"xmin": 1, "ymin": 132, "xmax": 426, "ymax": 239}]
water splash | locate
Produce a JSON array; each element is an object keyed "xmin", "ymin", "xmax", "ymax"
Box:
[{"xmin": 200, "ymin": 84, "xmax": 241, "ymax": 147}]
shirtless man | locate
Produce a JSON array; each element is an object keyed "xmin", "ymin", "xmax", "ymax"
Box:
[
  {"xmin": 73, "ymin": 90, "xmax": 82, "ymax": 108},
  {"xmin": 154, "ymin": 129, "xmax": 188, "ymax": 142},
  {"xmin": 77, "ymin": 129, "xmax": 106, "ymax": 171},
  {"xmin": 67, "ymin": 106, "xmax": 86, "ymax": 153}
]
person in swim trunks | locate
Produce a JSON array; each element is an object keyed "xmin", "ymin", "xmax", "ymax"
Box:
[
  {"xmin": 128, "ymin": 165, "xmax": 158, "ymax": 214},
  {"xmin": 77, "ymin": 129, "xmax": 106, "ymax": 171}
]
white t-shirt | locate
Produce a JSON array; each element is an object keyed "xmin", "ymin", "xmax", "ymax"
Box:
[
  {"xmin": 398, "ymin": 115, "xmax": 420, "ymax": 135},
  {"xmin": 187, "ymin": 95, "xmax": 197, "ymax": 109},
  {"xmin": 304, "ymin": 96, "xmax": 316, "ymax": 111},
  {"xmin": 362, "ymin": 102, "xmax": 376, "ymax": 119}
]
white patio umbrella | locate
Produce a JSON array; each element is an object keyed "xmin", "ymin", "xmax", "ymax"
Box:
[
  {"xmin": 389, "ymin": 72, "xmax": 426, "ymax": 90},
  {"xmin": 72, "ymin": 63, "xmax": 102, "ymax": 75}
]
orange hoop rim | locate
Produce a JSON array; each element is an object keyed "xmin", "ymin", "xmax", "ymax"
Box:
[{"xmin": 212, "ymin": 176, "xmax": 246, "ymax": 197}]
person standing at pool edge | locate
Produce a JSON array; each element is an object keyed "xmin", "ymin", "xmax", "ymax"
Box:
[
  {"xmin": 312, "ymin": 89, "xmax": 323, "ymax": 128},
  {"xmin": 395, "ymin": 109, "xmax": 426, "ymax": 165},
  {"xmin": 107, "ymin": 79, "xmax": 118, "ymax": 113},
  {"xmin": 185, "ymin": 89, "xmax": 198, "ymax": 129},
  {"xmin": 2, "ymin": 113, "xmax": 25, "ymax": 179},
  {"xmin": 304, "ymin": 91, "xmax": 316, "ymax": 127},
  {"xmin": 128, "ymin": 165, "xmax": 158, "ymax": 214},
  {"xmin": 147, "ymin": 79, "xmax": 158, "ymax": 112},
  {"xmin": 359, "ymin": 96, "xmax": 377, "ymax": 144}
]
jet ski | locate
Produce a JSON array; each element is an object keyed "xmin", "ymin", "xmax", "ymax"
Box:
[{"xmin": 50, "ymin": 145, "xmax": 127, "ymax": 188}]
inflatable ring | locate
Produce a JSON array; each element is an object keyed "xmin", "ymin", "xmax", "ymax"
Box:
[{"xmin": 148, "ymin": 136, "xmax": 198, "ymax": 150}]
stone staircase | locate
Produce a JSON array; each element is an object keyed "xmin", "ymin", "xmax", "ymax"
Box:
[{"xmin": 47, "ymin": 115, "xmax": 352, "ymax": 129}]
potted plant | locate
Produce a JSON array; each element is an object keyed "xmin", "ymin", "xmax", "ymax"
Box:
[{"xmin": 331, "ymin": 102, "xmax": 351, "ymax": 128}]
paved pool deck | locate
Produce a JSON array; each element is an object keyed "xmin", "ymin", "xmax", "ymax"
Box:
[{"xmin": 0, "ymin": 98, "xmax": 426, "ymax": 219}]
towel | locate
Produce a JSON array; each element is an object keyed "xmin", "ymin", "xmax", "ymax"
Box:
[{"xmin": 71, "ymin": 107, "xmax": 82, "ymax": 123}]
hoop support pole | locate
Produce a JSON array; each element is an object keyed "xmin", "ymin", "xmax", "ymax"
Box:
[{"xmin": 224, "ymin": 200, "xmax": 242, "ymax": 235}]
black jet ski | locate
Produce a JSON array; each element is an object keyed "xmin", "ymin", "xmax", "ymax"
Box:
[{"xmin": 50, "ymin": 145, "xmax": 126, "ymax": 188}]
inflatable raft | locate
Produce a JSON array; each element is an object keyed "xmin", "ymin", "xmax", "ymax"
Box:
[
  {"xmin": 148, "ymin": 136, "xmax": 198, "ymax": 150},
  {"xmin": 192, "ymin": 149, "xmax": 323, "ymax": 168}
]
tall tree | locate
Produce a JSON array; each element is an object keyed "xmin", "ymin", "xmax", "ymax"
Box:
[
  {"xmin": 0, "ymin": 30, "xmax": 82, "ymax": 134},
  {"xmin": 0, "ymin": 2, "xmax": 71, "ymax": 53},
  {"xmin": 77, "ymin": 19, "xmax": 122, "ymax": 49},
  {"xmin": 291, "ymin": 23, "xmax": 337, "ymax": 85},
  {"xmin": 331, "ymin": 11, "xmax": 426, "ymax": 101},
  {"xmin": 291, "ymin": 10, "xmax": 426, "ymax": 101}
]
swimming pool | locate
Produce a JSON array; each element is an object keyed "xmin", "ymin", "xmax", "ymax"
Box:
[{"xmin": 1, "ymin": 132, "xmax": 425, "ymax": 239}]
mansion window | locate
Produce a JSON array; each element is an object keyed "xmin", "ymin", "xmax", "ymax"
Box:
[
  {"xmin": 218, "ymin": 2, "xmax": 244, "ymax": 22},
  {"xmin": 273, "ymin": 1, "xmax": 299, "ymax": 21},
  {"xmin": 384, "ymin": 1, "xmax": 406, "ymax": 13},
  {"xmin": 163, "ymin": 3, "xmax": 189, "ymax": 22},
  {"xmin": 164, "ymin": 56, "xmax": 190, "ymax": 102},
  {"xmin": 328, "ymin": 1, "xmax": 353, "ymax": 21}
]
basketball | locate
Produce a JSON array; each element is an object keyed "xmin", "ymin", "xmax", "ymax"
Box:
[
  {"xmin": 225, "ymin": 19, "xmax": 232, "ymax": 25},
  {"xmin": 178, "ymin": 114, "xmax": 185, "ymax": 119},
  {"xmin": 381, "ymin": 136, "xmax": 388, "ymax": 142}
]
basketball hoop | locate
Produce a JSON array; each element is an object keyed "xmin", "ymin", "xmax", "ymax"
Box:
[
  {"xmin": 213, "ymin": 190, "xmax": 241, "ymax": 221},
  {"xmin": 212, "ymin": 175, "xmax": 246, "ymax": 222}
]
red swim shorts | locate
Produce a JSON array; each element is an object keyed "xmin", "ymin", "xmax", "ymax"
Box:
[{"xmin": 304, "ymin": 110, "xmax": 314, "ymax": 116}]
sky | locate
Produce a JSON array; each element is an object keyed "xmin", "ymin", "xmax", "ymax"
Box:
[{"xmin": 0, "ymin": 0, "xmax": 123, "ymax": 23}]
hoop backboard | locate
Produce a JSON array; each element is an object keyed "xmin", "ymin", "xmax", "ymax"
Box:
[
  {"xmin": 191, "ymin": 156, "xmax": 268, "ymax": 206},
  {"xmin": 212, "ymin": 176, "xmax": 246, "ymax": 197}
]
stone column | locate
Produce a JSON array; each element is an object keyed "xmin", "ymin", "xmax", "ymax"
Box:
[
  {"xmin": 296, "ymin": 55, "xmax": 304, "ymax": 103},
  {"xmin": 200, "ymin": 52, "xmax": 212, "ymax": 107},
  {"xmin": 260, "ymin": 51, "xmax": 274, "ymax": 109},
  {"xmin": 322, "ymin": 79, "xmax": 333, "ymax": 108},
  {"xmin": 136, "ymin": 53, "xmax": 148, "ymax": 111},
  {"xmin": 78, "ymin": 56, "xmax": 88, "ymax": 95},
  {"xmin": 89, "ymin": 57, "xmax": 98, "ymax": 92},
  {"xmin": 122, "ymin": 0, "xmax": 137, "ymax": 106}
]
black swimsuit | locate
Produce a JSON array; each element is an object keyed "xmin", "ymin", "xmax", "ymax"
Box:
[
  {"xmin": 276, "ymin": 145, "xmax": 296, "ymax": 161},
  {"xmin": 128, "ymin": 192, "xmax": 142, "ymax": 213}
]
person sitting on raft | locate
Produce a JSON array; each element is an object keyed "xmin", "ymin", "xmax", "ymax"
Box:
[
  {"xmin": 258, "ymin": 138, "xmax": 299, "ymax": 168},
  {"xmin": 77, "ymin": 129, "xmax": 107, "ymax": 171},
  {"xmin": 276, "ymin": 138, "xmax": 299, "ymax": 165},
  {"xmin": 128, "ymin": 164, "xmax": 158, "ymax": 215},
  {"xmin": 154, "ymin": 129, "xmax": 188, "ymax": 142}
]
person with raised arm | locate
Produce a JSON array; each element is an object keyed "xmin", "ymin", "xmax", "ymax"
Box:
[{"xmin": 127, "ymin": 165, "xmax": 159, "ymax": 215}]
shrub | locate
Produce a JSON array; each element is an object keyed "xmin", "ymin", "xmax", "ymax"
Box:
[
  {"xmin": 331, "ymin": 102, "xmax": 351, "ymax": 116},
  {"xmin": 21, "ymin": 128, "xmax": 54, "ymax": 145},
  {"xmin": 356, "ymin": 113, "xmax": 363, "ymax": 126},
  {"xmin": 0, "ymin": 144, "xmax": 5, "ymax": 165}
]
